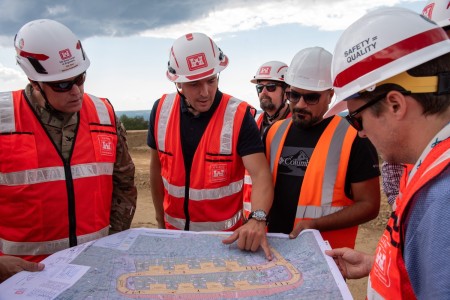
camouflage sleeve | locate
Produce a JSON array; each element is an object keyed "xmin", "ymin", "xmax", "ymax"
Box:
[{"xmin": 109, "ymin": 117, "xmax": 138, "ymax": 234}]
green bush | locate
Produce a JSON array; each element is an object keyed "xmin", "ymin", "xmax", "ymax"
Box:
[{"xmin": 119, "ymin": 115, "xmax": 149, "ymax": 130}]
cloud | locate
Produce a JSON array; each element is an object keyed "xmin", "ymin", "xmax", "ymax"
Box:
[
  {"xmin": 0, "ymin": 0, "xmax": 422, "ymax": 45},
  {"xmin": 0, "ymin": 63, "xmax": 27, "ymax": 88}
]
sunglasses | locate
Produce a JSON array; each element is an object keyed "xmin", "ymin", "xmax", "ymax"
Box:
[
  {"xmin": 286, "ymin": 90, "xmax": 322, "ymax": 105},
  {"xmin": 44, "ymin": 72, "xmax": 86, "ymax": 93},
  {"xmin": 256, "ymin": 83, "xmax": 280, "ymax": 93},
  {"xmin": 345, "ymin": 90, "xmax": 410, "ymax": 131}
]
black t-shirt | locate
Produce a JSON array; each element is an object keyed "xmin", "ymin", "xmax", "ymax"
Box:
[
  {"xmin": 147, "ymin": 89, "xmax": 264, "ymax": 174},
  {"xmin": 264, "ymin": 117, "xmax": 380, "ymax": 234}
]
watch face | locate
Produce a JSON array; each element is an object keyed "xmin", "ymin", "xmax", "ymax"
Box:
[{"xmin": 251, "ymin": 210, "xmax": 266, "ymax": 221}]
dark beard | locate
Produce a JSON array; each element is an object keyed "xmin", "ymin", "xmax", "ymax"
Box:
[
  {"xmin": 291, "ymin": 109, "xmax": 321, "ymax": 129},
  {"xmin": 260, "ymin": 99, "xmax": 275, "ymax": 111}
]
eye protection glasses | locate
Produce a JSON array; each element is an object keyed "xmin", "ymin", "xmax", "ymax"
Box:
[
  {"xmin": 286, "ymin": 90, "xmax": 322, "ymax": 105},
  {"xmin": 345, "ymin": 90, "xmax": 410, "ymax": 131},
  {"xmin": 44, "ymin": 72, "xmax": 86, "ymax": 93},
  {"xmin": 256, "ymin": 83, "xmax": 280, "ymax": 93}
]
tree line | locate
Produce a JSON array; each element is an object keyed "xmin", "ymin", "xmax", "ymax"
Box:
[{"xmin": 119, "ymin": 115, "xmax": 149, "ymax": 130}]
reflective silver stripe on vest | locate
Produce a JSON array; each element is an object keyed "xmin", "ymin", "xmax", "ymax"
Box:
[
  {"xmin": 296, "ymin": 119, "xmax": 351, "ymax": 218},
  {"xmin": 0, "ymin": 162, "xmax": 114, "ymax": 186},
  {"xmin": 320, "ymin": 119, "xmax": 351, "ymax": 203},
  {"xmin": 220, "ymin": 97, "xmax": 240, "ymax": 154},
  {"xmin": 244, "ymin": 174, "xmax": 252, "ymax": 184},
  {"xmin": 0, "ymin": 226, "xmax": 109, "ymax": 256},
  {"xmin": 243, "ymin": 202, "xmax": 252, "ymax": 212},
  {"xmin": 295, "ymin": 205, "xmax": 343, "ymax": 219},
  {"xmin": 157, "ymin": 93, "xmax": 176, "ymax": 152},
  {"xmin": 269, "ymin": 119, "xmax": 291, "ymax": 173},
  {"xmin": 162, "ymin": 177, "xmax": 243, "ymax": 200},
  {"xmin": 87, "ymin": 94, "xmax": 112, "ymax": 125},
  {"xmin": 0, "ymin": 91, "xmax": 15, "ymax": 132},
  {"xmin": 421, "ymin": 148, "xmax": 450, "ymax": 180},
  {"xmin": 165, "ymin": 210, "xmax": 242, "ymax": 231}
]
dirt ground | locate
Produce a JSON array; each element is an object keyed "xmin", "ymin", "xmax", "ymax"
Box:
[{"xmin": 127, "ymin": 130, "xmax": 391, "ymax": 300}]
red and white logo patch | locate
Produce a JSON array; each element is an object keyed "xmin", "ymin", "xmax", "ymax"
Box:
[
  {"xmin": 422, "ymin": 3, "xmax": 435, "ymax": 19},
  {"xmin": 59, "ymin": 49, "xmax": 72, "ymax": 60},
  {"xmin": 210, "ymin": 164, "xmax": 228, "ymax": 183},
  {"xmin": 98, "ymin": 135, "xmax": 114, "ymax": 156},
  {"xmin": 187, "ymin": 53, "xmax": 208, "ymax": 71},
  {"xmin": 259, "ymin": 66, "xmax": 272, "ymax": 75}
]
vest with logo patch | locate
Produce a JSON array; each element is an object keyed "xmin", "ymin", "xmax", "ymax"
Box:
[
  {"xmin": 155, "ymin": 92, "xmax": 247, "ymax": 231},
  {"xmin": 266, "ymin": 116, "xmax": 358, "ymax": 248},
  {"xmin": 368, "ymin": 138, "xmax": 450, "ymax": 300},
  {"xmin": 0, "ymin": 90, "xmax": 116, "ymax": 262}
]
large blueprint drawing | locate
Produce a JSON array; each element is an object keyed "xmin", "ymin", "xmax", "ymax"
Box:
[{"xmin": 0, "ymin": 228, "xmax": 352, "ymax": 299}]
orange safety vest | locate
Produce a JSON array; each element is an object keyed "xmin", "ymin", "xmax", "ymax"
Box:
[
  {"xmin": 265, "ymin": 116, "xmax": 358, "ymax": 249},
  {"xmin": 243, "ymin": 111, "xmax": 291, "ymax": 219},
  {"xmin": 368, "ymin": 138, "xmax": 450, "ymax": 300},
  {"xmin": 155, "ymin": 93, "xmax": 248, "ymax": 231},
  {"xmin": 0, "ymin": 90, "xmax": 117, "ymax": 262}
]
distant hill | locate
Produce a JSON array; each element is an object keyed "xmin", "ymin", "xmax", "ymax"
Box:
[{"xmin": 116, "ymin": 110, "xmax": 151, "ymax": 121}]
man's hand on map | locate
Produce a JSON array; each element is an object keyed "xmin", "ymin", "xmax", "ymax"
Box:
[
  {"xmin": 289, "ymin": 219, "xmax": 317, "ymax": 239},
  {"xmin": 325, "ymin": 248, "xmax": 374, "ymax": 280},
  {"xmin": 0, "ymin": 255, "xmax": 45, "ymax": 283},
  {"xmin": 222, "ymin": 219, "xmax": 273, "ymax": 261}
]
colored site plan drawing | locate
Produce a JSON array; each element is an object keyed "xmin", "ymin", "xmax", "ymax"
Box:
[{"xmin": 0, "ymin": 228, "xmax": 352, "ymax": 299}]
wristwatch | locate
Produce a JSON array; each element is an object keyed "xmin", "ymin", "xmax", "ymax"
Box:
[{"xmin": 248, "ymin": 210, "xmax": 268, "ymax": 224}]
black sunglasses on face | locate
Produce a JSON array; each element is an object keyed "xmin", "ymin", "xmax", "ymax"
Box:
[
  {"xmin": 345, "ymin": 90, "xmax": 410, "ymax": 131},
  {"xmin": 256, "ymin": 83, "xmax": 280, "ymax": 93},
  {"xmin": 286, "ymin": 90, "xmax": 322, "ymax": 105},
  {"xmin": 44, "ymin": 72, "xmax": 86, "ymax": 93}
]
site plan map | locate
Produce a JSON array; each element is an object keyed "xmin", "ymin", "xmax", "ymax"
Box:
[{"xmin": 0, "ymin": 228, "xmax": 352, "ymax": 299}]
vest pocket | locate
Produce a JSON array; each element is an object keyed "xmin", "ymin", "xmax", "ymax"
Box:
[{"xmin": 0, "ymin": 133, "xmax": 38, "ymax": 173}]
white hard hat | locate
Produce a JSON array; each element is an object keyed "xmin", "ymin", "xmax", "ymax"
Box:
[
  {"xmin": 422, "ymin": 0, "xmax": 450, "ymax": 28},
  {"xmin": 14, "ymin": 19, "xmax": 90, "ymax": 82},
  {"xmin": 166, "ymin": 32, "xmax": 228, "ymax": 83},
  {"xmin": 325, "ymin": 7, "xmax": 450, "ymax": 118},
  {"xmin": 250, "ymin": 61, "xmax": 288, "ymax": 84},
  {"xmin": 284, "ymin": 47, "xmax": 332, "ymax": 91}
]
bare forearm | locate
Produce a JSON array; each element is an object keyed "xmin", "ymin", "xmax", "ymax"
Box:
[
  {"xmin": 310, "ymin": 200, "xmax": 379, "ymax": 232},
  {"xmin": 149, "ymin": 174, "xmax": 165, "ymax": 227},
  {"xmin": 149, "ymin": 149, "xmax": 165, "ymax": 228},
  {"xmin": 250, "ymin": 172, "xmax": 273, "ymax": 213}
]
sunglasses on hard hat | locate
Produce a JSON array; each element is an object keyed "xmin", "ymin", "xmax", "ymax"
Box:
[
  {"xmin": 286, "ymin": 90, "xmax": 322, "ymax": 105},
  {"xmin": 44, "ymin": 72, "xmax": 86, "ymax": 93},
  {"xmin": 345, "ymin": 90, "xmax": 410, "ymax": 131},
  {"xmin": 256, "ymin": 83, "xmax": 280, "ymax": 93}
]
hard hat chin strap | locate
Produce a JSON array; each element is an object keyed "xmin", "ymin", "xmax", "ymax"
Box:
[{"xmin": 33, "ymin": 82, "xmax": 66, "ymax": 119}]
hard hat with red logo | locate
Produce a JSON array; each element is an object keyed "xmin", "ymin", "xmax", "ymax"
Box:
[
  {"xmin": 250, "ymin": 61, "xmax": 288, "ymax": 84},
  {"xmin": 325, "ymin": 7, "xmax": 450, "ymax": 118},
  {"xmin": 14, "ymin": 19, "xmax": 90, "ymax": 82},
  {"xmin": 422, "ymin": 0, "xmax": 450, "ymax": 28},
  {"xmin": 166, "ymin": 32, "xmax": 229, "ymax": 83},
  {"xmin": 284, "ymin": 47, "xmax": 332, "ymax": 91}
]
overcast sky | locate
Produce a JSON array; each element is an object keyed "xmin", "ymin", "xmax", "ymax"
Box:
[{"xmin": 0, "ymin": 0, "xmax": 427, "ymax": 111}]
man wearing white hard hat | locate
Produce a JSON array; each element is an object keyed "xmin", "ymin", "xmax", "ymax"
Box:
[
  {"xmin": 264, "ymin": 47, "xmax": 380, "ymax": 250},
  {"xmin": 243, "ymin": 61, "xmax": 291, "ymax": 219},
  {"xmin": 147, "ymin": 33, "xmax": 274, "ymax": 260},
  {"xmin": 0, "ymin": 19, "xmax": 137, "ymax": 280},
  {"xmin": 251, "ymin": 61, "xmax": 291, "ymax": 135},
  {"xmin": 325, "ymin": 7, "xmax": 450, "ymax": 299}
]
